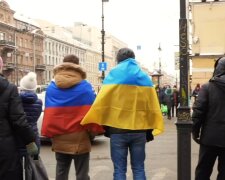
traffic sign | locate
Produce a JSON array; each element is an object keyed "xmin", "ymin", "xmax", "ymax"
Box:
[{"xmin": 99, "ymin": 62, "xmax": 107, "ymax": 71}]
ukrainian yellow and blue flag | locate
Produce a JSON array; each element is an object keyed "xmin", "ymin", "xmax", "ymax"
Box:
[{"xmin": 81, "ymin": 58, "xmax": 164, "ymax": 135}]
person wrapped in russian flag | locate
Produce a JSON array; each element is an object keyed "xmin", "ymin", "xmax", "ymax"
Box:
[
  {"xmin": 41, "ymin": 54, "xmax": 104, "ymax": 180},
  {"xmin": 81, "ymin": 48, "xmax": 164, "ymax": 179}
]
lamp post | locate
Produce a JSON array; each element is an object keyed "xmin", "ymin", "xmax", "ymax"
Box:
[
  {"xmin": 151, "ymin": 70, "xmax": 162, "ymax": 87},
  {"xmin": 175, "ymin": 0, "xmax": 192, "ymax": 180},
  {"xmin": 151, "ymin": 70, "xmax": 162, "ymax": 98},
  {"xmin": 101, "ymin": 0, "xmax": 109, "ymax": 81},
  {"xmin": 158, "ymin": 43, "xmax": 162, "ymax": 87}
]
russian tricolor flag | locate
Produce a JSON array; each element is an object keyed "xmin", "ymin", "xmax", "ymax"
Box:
[{"xmin": 41, "ymin": 80, "xmax": 104, "ymax": 137}]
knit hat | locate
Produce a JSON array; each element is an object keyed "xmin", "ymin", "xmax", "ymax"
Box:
[
  {"xmin": 20, "ymin": 72, "xmax": 37, "ymax": 91},
  {"xmin": 116, "ymin": 48, "xmax": 135, "ymax": 63}
]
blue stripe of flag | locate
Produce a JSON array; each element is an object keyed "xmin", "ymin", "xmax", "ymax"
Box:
[
  {"xmin": 45, "ymin": 80, "xmax": 95, "ymax": 108},
  {"xmin": 103, "ymin": 58, "xmax": 153, "ymax": 87}
]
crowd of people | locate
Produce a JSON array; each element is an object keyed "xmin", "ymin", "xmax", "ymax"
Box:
[
  {"xmin": 156, "ymin": 84, "xmax": 179, "ymax": 120},
  {"xmin": 1, "ymin": 50, "xmax": 225, "ymax": 180}
]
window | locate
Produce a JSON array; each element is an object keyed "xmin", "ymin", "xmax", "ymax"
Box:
[
  {"xmin": 24, "ymin": 39, "xmax": 27, "ymax": 48},
  {"xmin": 8, "ymin": 35, "xmax": 12, "ymax": 42},
  {"xmin": 0, "ymin": 32, "xmax": 5, "ymax": 40},
  {"xmin": 19, "ymin": 38, "xmax": 23, "ymax": 47}
]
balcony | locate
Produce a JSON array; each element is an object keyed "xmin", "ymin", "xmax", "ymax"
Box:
[
  {"xmin": 0, "ymin": 40, "xmax": 16, "ymax": 51},
  {"xmin": 35, "ymin": 64, "xmax": 46, "ymax": 71},
  {"xmin": 4, "ymin": 62, "xmax": 15, "ymax": 71}
]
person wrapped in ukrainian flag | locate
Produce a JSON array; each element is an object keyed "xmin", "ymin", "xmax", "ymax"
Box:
[{"xmin": 81, "ymin": 48, "xmax": 164, "ymax": 180}]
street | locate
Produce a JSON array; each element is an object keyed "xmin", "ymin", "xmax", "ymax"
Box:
[{"xmin": 40, "ymin": 117, "xmax": 217, "ymax": 180}]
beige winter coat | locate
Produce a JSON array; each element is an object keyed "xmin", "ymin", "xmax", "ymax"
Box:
[{"xmin": 51, "ymin": 62, "xmax": 91, "ymax": 155}]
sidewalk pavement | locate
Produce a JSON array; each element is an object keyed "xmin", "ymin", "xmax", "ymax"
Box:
[
  {"xmin": 41, "ymin": 116, "xmax": 218, "ymax": 180},
  {"xmin": 146, "ymin": 116, "xmax": 217, "ymax": 180}
]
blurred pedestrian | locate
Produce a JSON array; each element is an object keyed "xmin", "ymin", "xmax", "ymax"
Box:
[
  {"xmin": 42, "ymin": 54, "xmax": 103, "ymax": 180},
  {"xmin": 192, "ymin": 83, "xmax": 201, "ymax": 102},
  {"xmin": 192, "ymin": 57, "xmax": 225, "ymax": 180},
  {"xmin": 18, "ymin": 72, "xmax": 42, "ymax": 155},
  {"xmin": 163, "ymin": 85, "xmax": 173, "ymax": 120},
  {"xmin": 171, "ymin": 85, "xmax": 179, "ymax": 117},
  {"xmin": 0, "ymin": 57, "xmax": 38, "ymax": 179},
  {"xmin": 81, "ymin": 48, "xmax": 164, "ymax": 180},
  {"xmin": 155, "ymin": 85, "xmax": 163, "ymax": 104}
]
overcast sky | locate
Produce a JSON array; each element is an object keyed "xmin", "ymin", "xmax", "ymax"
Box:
[{"xmin": 6, "ymin": 0, "xmax": 180, "ymax": 74}]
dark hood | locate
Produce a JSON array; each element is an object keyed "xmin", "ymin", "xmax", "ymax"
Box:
[
  {"xmin": 210, "ymin": 57, "xmax": 225, "ymax": 91},
  {"xmin": 210, "ymin": 75, "xmax": 225, "ymax": 92},
  {"xmin": 0, "ymin": 74, "xmax": 9, "ymax": 93},
  {"xmin": 213, "ymin": 57, "xmax": 225, "ymax": 77},
  {"xmin": 20, "ymin": 91, "xmax": 38, "ymax": 104}
]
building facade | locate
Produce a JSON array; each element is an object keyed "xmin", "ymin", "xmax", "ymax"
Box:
[
  {"xmin": 0, "ymin": 0, "xmax": 45, "ymax": 85},
  {"xmin": 190, "ymin": 0, "xmax": 225, "ymax": 87},
  {"xmin": 0, "ymin": 1, "xmax": 127, "ymax": 89}
]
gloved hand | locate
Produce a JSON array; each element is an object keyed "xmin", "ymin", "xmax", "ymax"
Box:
[
  {"xmin": 26, "ymin": 142, "xmax": 38, "ymax": 156},
  {"xmin": 192, "ymin": 133, "xmax": 200, "ymax": 144},
  {"xmin": 146, "ymin": 129, "xmax": 154, "ymax": 142}
]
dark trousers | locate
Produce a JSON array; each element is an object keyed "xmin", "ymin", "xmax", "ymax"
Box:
[
  {"xmin": 167, "ymin": 107, "xmax": 172, "ymax": 119},
  {"xmin": 55, "ymin": 152, "xmax": 90, "ymax": 180},
  {"xmin": 195, "ymin": 144, "xmax": 225, "ymax": 180}
]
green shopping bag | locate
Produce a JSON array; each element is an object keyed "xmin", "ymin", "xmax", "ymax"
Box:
[{"xmin": 161, "ymin": 104, "xmax": 168, "ymax": 116}]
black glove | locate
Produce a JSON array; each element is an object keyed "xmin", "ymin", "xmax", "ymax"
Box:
[
  {"xmin": 146, "ymin": 129, "xmax": 154, "ymax": 142},
  {"xmin": 192, "ymin": 132, "xmax": 200, "ymax": 144}
]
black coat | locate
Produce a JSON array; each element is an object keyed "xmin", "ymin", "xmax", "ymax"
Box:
[
  {"xmin": 192, "ymin": 75, "xmax": 225, "ymax": 147},
  {"xmin": 0, "ymin": 74, "xmax": 35, "ymax": 178},
  {"xmin": 20, "ymin": 92, "xmax": 42, "ymax": 147},
  {"xmin": 0, "ymin": 74, "xmax": 35, "ymax": 142}
]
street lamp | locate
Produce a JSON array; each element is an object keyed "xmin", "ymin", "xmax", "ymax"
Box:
[
  {"xmin": 175, "ymin": 0, "xmax": 192, "ymax": 180},
  {"xmin": 151, "ymin": 70, "xmax": 162, "ymax": 88},
  {"xmin": 101, "ymin": 0, "xmax": 109, "ymax": 81},
  {"xmin": 151, "ymin": 70, "xmax": 163, "ymax": 98},
  {"xmin": 158, "ymin": 43, "xmax": 162, "ymax": 86}
]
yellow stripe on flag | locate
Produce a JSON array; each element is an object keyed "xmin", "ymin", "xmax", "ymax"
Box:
[{"xmin": 81, "ymin": 84, "xmax": 164, "ymax": 135}]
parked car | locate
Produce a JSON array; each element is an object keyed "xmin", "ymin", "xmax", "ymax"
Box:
[{"xmin": 37, "ymin": 91, "xmax": 50, "ymax": 142}]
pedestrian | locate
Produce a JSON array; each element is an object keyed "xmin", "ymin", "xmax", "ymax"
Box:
[
  {"xmin": 81, "ymin": 48, "xmax": 164, "ymax": 180},
  {"xmin": 0, "ymin": 57, "xmax": 38, "ymax": 180},
  {"xmin": 163, "ymin": 85, "xmax": 173, "ymax": 120},
  {"xmin": 41, "ymin": 54, "xmax": 104, "ymax": 180},
  {"xmin": 192, "ymin": 57, "xmax": 225, "ymax": 180},
  {"xmin": 18, "ymin": 72, "xmax": 42, "ymax": 156},
  {"xmin": 192, "ymin": 83, "xmax": 201, "ymax": 102},
  {"xmin": 155, "ymin": 85, "xmax": 163, "ymax": 105},
  {"xmin": 171, "ymin": 85, "xmax": 179, "ymax": 117}
]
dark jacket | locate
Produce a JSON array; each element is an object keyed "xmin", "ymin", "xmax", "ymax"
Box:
[
  {"xmin": 163, "ymin": 88, "xmax": 173, "ymax": 108},
  {"xmin": 172, "ymin": 89, "xmax": 179, "ymax": 106},
  {"xmin": 0, "ymin": 74, "xmax": 35, "ymax": 142},
  {"xmin": 0, "ymin": 74, "xmax": 35, "ymax": 178},
  {"xmin": 104, "ymin": 126, "xmax": 153, "ymax": 142},
  {"xmin": 19, "ymin": 91, "xmax": 42, "ymax": 151},
  {"xmin": 192, "ymin": 67, "xmax": 225, "ymax": 147}
]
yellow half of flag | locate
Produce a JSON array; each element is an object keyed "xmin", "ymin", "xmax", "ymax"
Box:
[{"xmin": 81, "ymin": 84, "xmax": 164, "ymax": 135}]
